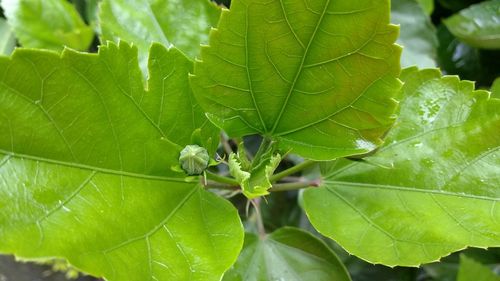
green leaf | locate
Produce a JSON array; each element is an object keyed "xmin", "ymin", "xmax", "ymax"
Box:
[
  {"xmin": 72, "ymin": 0, "xmax": 99, "ymax": 26},
  {"xmin": 423, "ymin": 249, "xmax": 500, "ymax": 281},
  {"xmin": 191, "ymin": 0, "xmax": 402, "ymax": 160},
  {"xmin": 444, "ymin": 0, "xmax": 500, "ymax": 50},
  {"xmin": 0, "ymin": 18, "xmax": 16, "ymax": 55},
  {"xmin": 246, "ymin": 152, "xmax": 281, "ymax": 198},
  {"xmin": 228, "ymin": 153, "xmax": 252, "ymax": 188},
  {"xmin": 222, "ymin": 227, "xmax": 351, "ymax": 281},
  {"xmin": 391, "ymin": 0, "xmax": 438, "ymax": 68},
  {"xmin": 303, "ymin": 68, "xmax": 500, "ymax": 266},
  {"xmin": 147, "ymin": 43, "xmax": 220, "ymax": 154},
  {"xmin": 1, "ymin": 0, "xmax": 94, "ymax": 51},
  {"xmin": 492, "ymin": 78, "xmax": 500, "ymax": 99},
  {"xmin": 228, "ymin": 151, "xmax": 281, "ymax": 198},
  {"xmin": 416, "ymin": 0, "xmax": 434, "ymax": 15},
  {"xmin": 457, "ymin": 255, "xmax": 500, "ymax": 281},
  {"xmin": 99, "ymin": 0, "xmax": 221, "ymax": 70},
  {"xmin": 0, "ymin": 42, "xmax": 243, "ymax": 280}
]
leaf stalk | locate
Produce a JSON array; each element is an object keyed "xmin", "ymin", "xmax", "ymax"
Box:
[
  {"xmin": 269, "ymin": 159, "xmax": 316, "ymax": 183},
  {"xmin": 270, "ymin": 179, "xmax": 320, "ymax": 192},
  {"xmin": 205, "ymin": 171, "xmax": 239, "ymax": 185}
]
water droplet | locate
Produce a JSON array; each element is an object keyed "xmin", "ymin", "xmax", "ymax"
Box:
[{"xmin": 355, "ymin": 139, "xmax": 376, "ymax": 151}]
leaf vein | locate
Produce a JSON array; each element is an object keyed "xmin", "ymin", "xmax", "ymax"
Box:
[
  {"xmin": 0, "ymin": 149, "xmax": 186, "ymax": 182},
  {"xmin": 324, "ymin": 180, "xmax": 500, "ymax": 201},
  {"xmin": 270, "ymin": 0, "xmax": 331, "ymax": 133},
  {"xmin": 102, "ymin": 186, "xmax": 198, "ymax": 254}
]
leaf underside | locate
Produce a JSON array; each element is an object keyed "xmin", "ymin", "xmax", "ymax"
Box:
[
  {"xmin": 304, "ymin": 68, "xmax": 500, "ymax": 267},
  {"xmin": 0, "ymin": 18, "xmax": 16, "ymax": 55},
  {"xmin": 99, "ymin": 0, "xmax": 221, "ymax": 70},
  {"xmin": 1, "ymin": 0, "xmax": 94, "ymax": 51},
  {"xmin": 444, "ymin": 0, "xmax": 500, "ymax": 50},
  {"xmin": 457, "ymin": 255, "xmax": 500, "ymax": 281},
  {"xmin": 191, "ymin": 0, "xmax": 402, "ymax": 160},
  {"xmin": 223, "ymin": 227, "xmax": 351, "ymax": 281},
  {"xmin": 391, "ymin": 0, "xmax": 438, "ymax": 68},
  {"xmin": 0, "ymin": 42, "xmax": 242, "ymax": 281}
]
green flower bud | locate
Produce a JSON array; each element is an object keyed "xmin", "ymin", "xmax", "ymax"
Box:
[{"xmin": 179, "ymin": 145, "xmax": 210, "ymax": 175}]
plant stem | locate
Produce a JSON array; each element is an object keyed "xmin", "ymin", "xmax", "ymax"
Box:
[
  {"xmin": 270, "ymin": 180, "xmax": 319, "ymax": 192},
  {"xmin": 278, "ymin": 176, "xmax": 302, "ymax": 182},
  {"xmin": 220, "ymin": 133, "xmax": 234, "ymax": 157},
  {"xmin": 269, "ymin": 159, "xmax": 316, "ymax": 183},
  {"xmin": 251, "ymin": 137, "xmax": 272, "ymax": 167},
  {"xmin": 204, "ymin": 181, "xmax": 238, "ymax": 190},
  {"xmin": 250, "ymin": 199, "xmax": 266, "ymax": 238},
  {"xmin": 205, "ymin": 171, "xmax": 239, "ymax": 185}
]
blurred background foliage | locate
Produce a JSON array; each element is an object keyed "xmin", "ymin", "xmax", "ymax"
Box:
[{"xmin": 0, "ymin": 0, "xmax": 498, "ymax": 280}]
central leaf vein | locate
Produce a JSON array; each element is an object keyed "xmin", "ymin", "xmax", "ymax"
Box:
[
  {"xmin": 245, "ymin": 4, "xmax": 267, "ymax": 132},
  {"xmin": 270, "ymin": 0, "xmax": 331, "ymax": 134},
  {"xmin": 0, "ymin": 149, "xmax": 186, "ymax": 182},
  {"xmin": 325, "ymin": 181, "xmax": 499, "ymax": 201}
]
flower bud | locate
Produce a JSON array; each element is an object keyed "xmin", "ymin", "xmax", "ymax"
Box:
[{"xmin": 179, "ymin": 145, "xmax": 210, "ymax": 175}]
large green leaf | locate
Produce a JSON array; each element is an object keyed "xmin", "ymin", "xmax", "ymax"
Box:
[
  {"xmin": 303, "ymin": 68, "xmax": 500, "ymax": 266},
  {"xmin": 444, "ymin": 0, "xmax": 500, "ymax": 50},
  {"xmin": 146, "ymin": 43, "xmax": 220, "ymax": 154},
  {"xmin": 0, "ymin": 18, "xmax": 16, "ymax": 55},
  {"xmin": 1, "ymin": 0, "xmax": 94, "ymax": 51},
  {"xmin": 99, "ymin": 0, "xmax": 221, "ymax": 70},
  {"xmin": 222, "ymin": 227, "xmax": 351, "ymax": 281},
  {"xmin": 191, "ymin": 0, "xmax": 402, "ymax": 160},
  {"xmin": 457, "ymin": 255, "xmax": 500, "ymax": 281},
  {"xmin": 391, "ymin": 0, "xmax": 438, "ymax": 68},
  {"xmin": 0, "ymin": 42, "xmax": 242, "ymax": 280}
]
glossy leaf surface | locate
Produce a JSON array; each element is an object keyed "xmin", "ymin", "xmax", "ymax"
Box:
[
  {"xmin": 191, "ymin": 0, "xmax": 402, "ymax": 160},
  {"xmin": 223, "ymin": 227, "xmax": 351, "ymax": 281},
  {"xmin": 100, "ymin": 0, "xmax": 221, "ymax": 69},
  {"xmin": 304, "ymin": 68, "xmax": 500, "ymax": 266},
  {"xmin": 391, "ymin": 0, "xmax": 438, "ymax": 68},
  {"xmin": 457, "ymin": 255, "xmax": 500, "ymax": 281},
  {"xmin": 444, "ymin": 0, "xmax": 500, "ymax": 49},
  {"xmin": 0, "ymin": 42, "xmax": 242, "ymax": 280},
  {"xmin": 0, "ymin": 18, "xmax": 16, "ymax": 55},
  {"xmin": 1, "ymin": 0, "xmax": 94, "ymax": 51}
]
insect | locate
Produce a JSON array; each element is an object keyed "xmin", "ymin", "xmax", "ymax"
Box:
[{"xmin": 178, "ymin": 144, "xmax": 210, "ymax": 176}]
